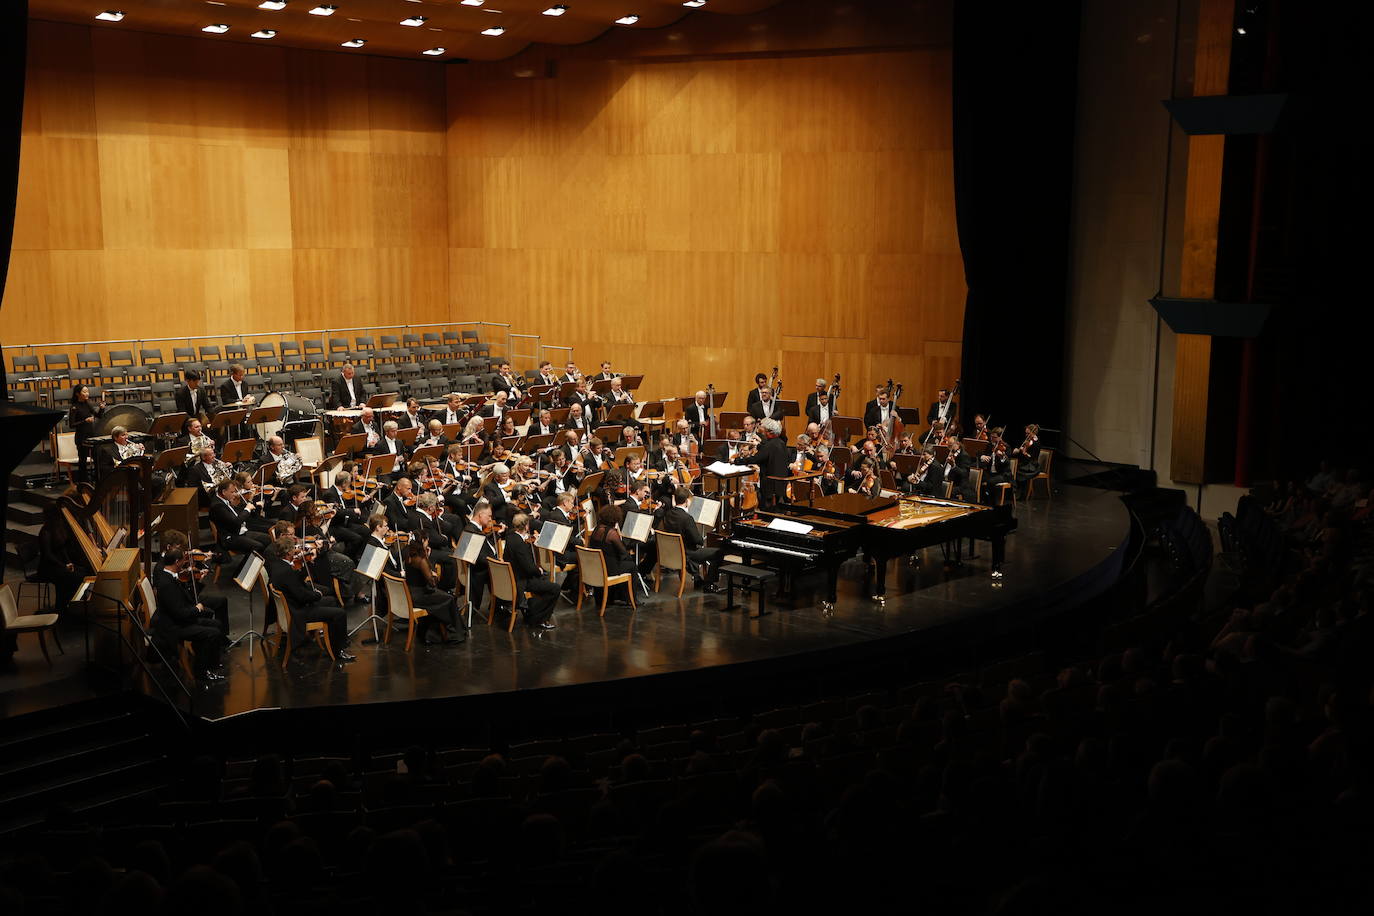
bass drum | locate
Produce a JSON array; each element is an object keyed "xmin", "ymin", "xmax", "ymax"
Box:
[
  {"xmin": 93, "ymin": 403, "xmax": 152, "ymax": 436},
  {"xmin": 255, "ymin": 392, "xmax": 321, "ymax": 441}
]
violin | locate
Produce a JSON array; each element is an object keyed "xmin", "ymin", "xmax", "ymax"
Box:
[
  {"xmin": 481, "ymin": 520, "xmax": 507, "ymax": 537},
  {"xmin": 175, "ymin": 550, "xmax": 214, "ymax": 583},
  {"xmin": 383, "ymin": 531, "xmax": 413, "ymax": 546}
]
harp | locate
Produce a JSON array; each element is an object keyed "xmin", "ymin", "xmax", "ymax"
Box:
[{"xmin": 59, "ymin": 457, "xmax": 155, "ymax": 578}]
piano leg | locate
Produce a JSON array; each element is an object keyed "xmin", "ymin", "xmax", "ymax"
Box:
[
  {"xmin": 870, "ymin": 553, "xmax": 889, "ymax": 605},
  {"xmin": 821, "ymin": 561, "xmax": 840, "ymax": 614}
]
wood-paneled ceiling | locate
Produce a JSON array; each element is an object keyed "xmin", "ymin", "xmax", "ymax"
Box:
[{"xmin": 30, "ymin": 0, "xmax": 782, "ymax": 61}]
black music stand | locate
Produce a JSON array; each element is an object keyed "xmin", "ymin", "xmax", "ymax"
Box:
[
  {"xmin": 212, "ymin": 408, "xmax": 249, "ymax": 443},
  {"xmin": 606, "ymin": 403, "xmax": 634, "ymax": 425},
  {"xmin": 614, "ymin": 445, "xmax": 646, "ymax": 466},
  {"xmin": 411, "ymin": 444, "xmax": 444, "ymax": 466},
  {"xmin": 590, "ymin": 379, "xmax": 614, "ymax": 395},
  {"xmin": 527, "ymin": 384, "xmax": 557, "ymax": 407},
  {"xmin": 222, "ymin": 437, "xmax": 257, "ymax": 465},
  {"xmin": 149, "ymin": 411, "xmax": 188, "ymax": 440},
  {"xmin": 557, "ymin": 381, "xmax": 579, "ymax": 402},
  {"xmin": 336, "ymin": 433, "xmax": 367, "ymax": 456},
  {"xmin": 508, "ymin": 408, "xmax": 531, "ymax": 428},
  {"xmin": 620, "ymin": 374, "xmax": 644, "ymax": 393},
  {"xmin": 367, "ymin": 392, "xmax": 399, "ymax": 409},
  {"xmin": 576, "ymin": 472, "xmax": 604, "ymax": 499},
  {"xmin": 593, "ymin": 425, "xmax": 623, "ymax": 445},
  {"xmin": 775, "ymin": 399, "xmax": 800, "ymax": 419},
  {"xmin": 829, "ymin": 416, "xmax": 865, "ymax": 445},
  {"xmin": 246, "ymin": 404, "xmax": 284, "ymax": 439},
  {"xmin": 549, "ymin": 407, "xmax": 570, "ymax": 426},
  {"xmin": 396, "ymin": 426, "xmax": 419, "ymax": 448}
]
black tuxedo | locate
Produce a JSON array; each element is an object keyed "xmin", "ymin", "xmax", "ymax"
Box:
[
  {"xmin": 491, "ymin": 373, "xmax": 519, "ymax": 397},
  {"xmin": 748, "ymin": 398, "xmax": 781, "ymax": 422},
  {"xmin": 746, "ymin": 387, "xmax": 769, "ymax": 413},
  {"xmin": 175, "ymin": 383, "xmax": 212, "ymax": 420},
  {"xmin": 329, "ymin": 375, "xmax": 368, "ymax": 410},
  {"xmin": 658, "ymin": 505, "xmax": 724, "ymax": 584},
  {"xmin": 502, "ymin": 531, "xmax": 559, "ymax": 626},
  {"xmin": 383, "ymin": 492, "xmax": 419, "ymax": 533},
  {"xmin": 218, "ymin": 377, "xmax": 250, "ymax": 408},
  {"xmin": 864, "ymin": 399, "xmax": 896, "ymax": 430},
  {"xmin": 806, "ymin": 400, "xmax": 835, "ymax": 426},
  {"xmin": 369, "ymin": 435, "xmax": 408, "ymax": 476},
  {"xmin": 152, "ymin": 567, "xmax": 223, "ymax": 673},
  {"xmin": 482, "ymin": 481, "xmax": 512, "ymax": 523},
  {"xmin": 208, "ymin": 495, "xmax": 271, "ymax": 555},
  {"xmin": 414, "ymin": 511, "xmax": 457, "ymax": 589},
  {"xmin": 437, "ymin": 406, "xmax": 465, "ymax": 426},
  {"xmin": 530, "ymin": 421, "xmax": 559, "ymax": 438},
  {"xmin": 461, "ymin": 520, "xmax": 498, "ymax": 610},
  {"xmin": 266, "ymin": 557, "xmax": 346, "ymax": 654},
  {"xmin": 745, "ymin": 436, "xmax": 792, "ymax": 507},
  {"xmin": 927, "ymin": 399, "xmax": 958, "ymax": 426},
  {"xmin": 397, "ymin": 410, "xmax": 425, "ymax": 431}
]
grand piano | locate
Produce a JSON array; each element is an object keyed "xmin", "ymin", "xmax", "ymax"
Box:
[{"xmin": 725, "ymin": 492, "xmax": 1016, "ymax": 610}]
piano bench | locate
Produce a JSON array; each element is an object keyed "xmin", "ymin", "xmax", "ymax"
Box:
[{"xmin": 719, "ymin": 563, "xmax": 777, "ymax": 618}]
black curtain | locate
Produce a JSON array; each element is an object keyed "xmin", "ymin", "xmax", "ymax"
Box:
[
  {"xmin": 952, "ymin": 2, "xmax": 1080, "ymax": 447},
  {"xmin": 0, "ymin": 0, "xmax": 28, "ymax": 394}
]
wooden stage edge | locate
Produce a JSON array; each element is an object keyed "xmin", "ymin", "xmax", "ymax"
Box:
[{"xmin": 139, "ymin": 483, "xmax": 1134, "ymax": 734}]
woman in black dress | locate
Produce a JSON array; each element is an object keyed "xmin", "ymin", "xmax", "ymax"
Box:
[
  {"xmin": 586, "ymin": 504, "xmax": 637, "ymax": 604},
  {"xmin": 1012, "ymin": 423, "xmax": 1042, "ymax": 483},
  {"xmin": 37, "ymin": 504, "xmax": 87, "ymax": 609},
  {"xmin": 403, "ymin": 541, "xmax": 462, "ymax": 644},
  {"xmin": 68, "ymin": 385, "xmax": 104, "ymax": 482}
]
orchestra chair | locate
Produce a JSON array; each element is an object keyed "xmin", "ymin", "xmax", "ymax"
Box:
[
  {"xmin": 1025, "ymin": 448, "xmax": 1054, "ymax": 500},
  {"xmin": 136, "ymin": 575, "xmax": 195, "ymax": 677},
  {"xmin": 255, "ymin": 568, "xmax": 282, "ymax": 651},
  {"xmin": 270, "ymin": 585, "xmax": 335, "ymax": 670},
  {"xmin": 941, "ymin": 481, "xmax": 954, "ymax": 499},
  {"xmin": 207, "ymin": 521, "xmax": 245, "ymax": 584},
  {"xmin": 52, "ymin": 430, "xmax": 79, "ymax": 486},
  {"xmin": 535, "ymin": 546, "xmax": 578, "ymax": 604},
  {"xmin": 652, "ymin": 530, "xmax": 688, "ymax": 597},
  {"xmin": 455, "ymin": 559, "xmax": 489, "ymax": 625},
  {"xmin": 966, "ymin": 468, "xmax": 984, "ymax": 504},
  {"xmin": 1, "ymin": 583, "xmax": 62, "ymax": 666},
  {"xmin": 381, "ymin": 571, "xmax": 442, "ymax": 651},
  {"xmin": 485, "ymin": 558, "xmax": 531, "ymax": 633},
  {"xmin": 574, "ymin": 546, "xmax": 635, "ymax": 617},
  {"xmin": 997, "ymin": 461, "xmax": 1017, "ymax": 507}
]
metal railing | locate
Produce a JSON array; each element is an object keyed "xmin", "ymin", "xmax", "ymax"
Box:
[{"xmin": 6, "ymin": 321, "xmax": 570, "ymax": 377}]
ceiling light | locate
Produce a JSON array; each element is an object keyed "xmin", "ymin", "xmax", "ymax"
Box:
[
  {"xmin": 481, "ymin": 26, "xmax": 505, "ymax": 35},
  {"xmin": 251, "ymin": 29, "xmax": 276, "ymax": 38},
  {"xmin": 683, "ymin": 0, "xmax": 706, "ymax": 6},
  {"xmin": 201, "ymin": 23, "xmax": 230, "ymax": 33},
  {"xmin": 615, "ymin": 14, "xmax": 639, "ymax": 25},
  {"xmin": 543, "ymin": 4, "xmax": 568, "ymax": 14},
  {"xmin": 460, "ymin": 0, "xmax": 485, "ymax": 6},
  {"xmin": 341, "ymin": 38, "xmax": 366, "ymax": 47},
  {"xmin": 308, "ymin": 4, "xmax": 336, "ymax": 15},
  {"xmin": 94, "ymin": 10, "xmax": 125, "ymax": 21},
  {"xmin": 422, "ymin": 46, "xmax": 446, "ymax": 56},
  {"xmin": 257, "ymin": 0, "xmax": 287, "ymax": 9},
  {"xmin": 400, "ymin": 15, "xmax": 427, "ymax": 25}
]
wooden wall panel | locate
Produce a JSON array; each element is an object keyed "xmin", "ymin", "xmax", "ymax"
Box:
[
  {"xmin": 2, "ymin": 23, "xmax": 450, "ymax": 347},
  {"xmin": 447, "ymin": 48, "xmax": 963, "ymax": 412}
]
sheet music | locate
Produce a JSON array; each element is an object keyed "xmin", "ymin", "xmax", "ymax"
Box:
[
  {"xmin": 456, "ymin": 531, "xmax": 487, "ymax": 564},
  {"xmin": 621, "ymin": 510, "xmax": 654, "ymax": 543},
  {"xmin": 233, "ymin": 552, "xmax": 265, "ymax": 592},
  {"xmin": 704, "ymin": 460, "xmax": 746, "ymax": 476},
  {"xmin": 688, "ymin": 496, "xmax": 721, "ymax": 528},
  {"xmin": 357, "ymin": 544, "xmax": 389, "ymax": 580},
  {"xmin": 535, "ymin": 521, "xmax": 573, "ymax": 553},
  {"xmin": 766, "ymin": 517, "xmax": 814, "ymax": 535}
]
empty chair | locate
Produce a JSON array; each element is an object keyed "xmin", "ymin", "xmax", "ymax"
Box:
[
  {"xmin": 253, "ymin": 342, "xmax": 277, "ymax": 359},
  {"xmin": 281, "ymin": 355, "xmax": 306, "ymax": 371},
  {"xmin": 44, "ymin": 353, "xmax": 71, "ymax": 375},
  {"xmin": 199, "ymin": 345, "xmax": 222, "ymax": 362},
  {"xmin": 223, "ymin": 344, "xmax": 246, "ymax": 361},
  {"xmin": 442, "ymin": 331, "xmax": 461, "ymax": 345},
  {"xmin": 11, "ymin": 354, "xmax": 38, "ymax": 379},
  {"xmin": 172, "ymin": 347, "xmax": 196, "ymax": 366},
  {"xmin": 76, "ymin": 351, "xmax": 103, "ymax": 369},
  {"xmin": 1, "ymin": 584, "xmax": 62, "ymax": 666},
  {"xmin": 408, "ymin": 379, "xmax": 432, "ymax": 401},
  {"xmin": 652, "ymin": 530, "xmax": 688, "ymax": 597},
  {"xmin": 461, "ymin": 330, "xmax": 479, "ymax": 343},
  {"xmin": 402, "ymin": 333, "xmax": 421, "ymax": 348},
  {"xmin": 328, "ymin": 337, "xmax": 350, "ymax": 355},
  {"xmin": 140, "ymin": 348, "xmax": 164, "ymax": 367},
  {"xmin": 279, "ymin": 340, "xmax": 300, "ymax": 357},
  {"xmin": 11, "ymin": 389, "xmax": 38, "ymax": 404},
  {"xmin": 302, "ymin": 339, "xmax": 325, "ymax": 360}
]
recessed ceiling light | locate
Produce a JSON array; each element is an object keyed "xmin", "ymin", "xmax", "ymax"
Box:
[
  {"xmin": 94, "ymin": 10, "xmax": 125, "ymax": 21},
  {"xmin": 480, "ymin": 26, "xmax": 505, "ymax": 35},
  {"xmin": 422, "ymin": 46, "xmax": 446, "ymax": 55},
  {"xmin": 460, "ymin": 0, "xmax": 485, "ymax": 6},
  {"xmin": 201, "ymin": 23, "xmax": 230, "ymax": 33},
  {"xmin": 400, "ymin": 15, "xmax": 427, "ymax": 26},
  {"xmin": 683, "ymin": 0, "xmax": 706, "ymax": 6},
  {"xmin": 257, "ymin": 0, "xmax": 287, "ymax": 9},
  {"xmin": 542, "ymin": 4, "xmax": 568, "ymax": 14},
  {"xmin": 308, "ymin": 4, "xmax": 336, "ymax": 15},
  {"xmin": 615, "ymin": 14, "xmax": 639, "ymax": 25},
  {"xmin": 341, "ymin": 38, "xmax": 366, "ymax": 47},
  {"xmin": 251, "ymin": 29, "xmax": 276, "ymax": 38}
]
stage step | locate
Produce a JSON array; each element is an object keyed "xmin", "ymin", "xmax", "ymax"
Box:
[{"xmin": 0, "ymin": 697, "xmax": 173, "ymax": 837}]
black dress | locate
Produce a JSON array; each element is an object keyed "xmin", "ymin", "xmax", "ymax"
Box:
[
  {"xmin": 587, "ymin": 525, "xmax": 637, "ymax": 577},
  {"xmin": 404, "ymin": 559, "xmax": 460, "ymax": 634},
  {"xmin": 69, "ymin": 400, "xmax": 102, "ymax": 481}
]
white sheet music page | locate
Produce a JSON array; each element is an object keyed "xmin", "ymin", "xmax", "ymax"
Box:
[{"xmin": 766, "ymin": 517, "xmax": 813, "ymax": 535}]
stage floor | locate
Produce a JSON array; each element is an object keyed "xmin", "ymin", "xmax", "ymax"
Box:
[{"xmin": 136, "ymin": 484, "xmax": 1130, "ymax": 722}]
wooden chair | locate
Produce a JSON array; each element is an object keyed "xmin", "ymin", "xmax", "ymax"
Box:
[
  {"xmin": 574, "ymin": 546, "xmax": 635, "ymax": 617},
  {"xmin": 1026, "ymin": 448, "xmax": 1054, "ymax": 500},
  {"xmin": 535, "ymin": 546, "xmax": 578, "ymax": 605},
  {"xmin": 381, "ymin": 571, "xmax": 440, "ymax": 651},
  {"xmin": 270, "ymin": 585, "xmax": 335, "ymax": 670},
  {"xmin": 652, "ymin": 529, "xmax": 688, "ymax": 597},
  {"xmin": 486, "ymin": 558, "xmax": 531, "ymax": 632},
  {"xmin": 52, "ymin": 430, "xmax": 79, "ymax": 486},
  {"xmin": 0, "ymin": 583, "xmax": 62, "ymax": 666},
  {"xmin": 136, "ymin": 575, "xmax": 194, "ymax": 675},
  {"xmin": 996, "ymin": 461, "xmax": 1017, "ymax": 506},
  {"xmin": 207, "ymin": 520, "xmax": 244, "ymax": 583},
  {"xmin": 965, "ymin": 468, "xmax": 983, "ymax": 504}
]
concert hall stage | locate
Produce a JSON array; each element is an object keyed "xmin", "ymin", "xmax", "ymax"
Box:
[{"xmin": 159, "ymin": 483, "xmax": 1131, "ymax": 728}]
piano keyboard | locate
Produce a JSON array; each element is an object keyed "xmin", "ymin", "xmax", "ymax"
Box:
[{"xmin": 729, "ymin": 539, "xmax": 819, "ymax": 560}]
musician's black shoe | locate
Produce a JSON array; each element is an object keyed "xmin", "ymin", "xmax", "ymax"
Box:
[
  {"xmin": 198, "ymin": 669, "xmax": 226, "ymax": 683},
  {"xmin": 538, "ymin": 621, "xmax": 557, "ymax": 630},
  {"xmin": 701, "ymin": 582, "xmax": 721, "ymax": 594},
  {"xmin": 337, "ymin": 651, "xmax": 358, "ymax": 663}
]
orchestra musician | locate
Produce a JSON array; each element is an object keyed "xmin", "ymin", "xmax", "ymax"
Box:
[
  {"xmin": 563, "ymin": 402, "xmax": 591, "ymax": 440},
  {"xmin": 664, "ymin": 419, "xmax": 697, "ymax": 457},
  {"xmin": 745, "ymin": 373, "xmax": 770, "ymax": 414},
  {"xmin": 438, "ymin": 394, "xmax": 465, "ymax": 427},
  {"xmin": 531, "ymin": 408, "xmax": 559, "ymax": 438},
  {"xmin": 748, "ymin": 387, "xmax": 781, "ymax": 422},
  {"xmin": 153, "ymin": 548, "xmax": 225, "ymax": 682},
  {"xmin": 863, "ymin": 386, "xmax": 896, "ymax": 430},
  {"xmin": 1012, "ymin": 424, "xmax": 1042, "ymax": 483},
  {"xmin": 592, "ymin": 361, "xmax": 618, "ymax": 382},
  {"xmin": 492, "ymin": 360, "xmax": 520, "ymax": 397},
  {"xmin": 483, "ymin": 463, "xmax": 515, "ymax": 524},
  {"xmin": 685, "ymin": 391, "xmax": 713, "ymax": 440},
  {"xmin": 105, "ymin": 425, "xmax": 146, "ymax": 474},
  {"xmin": 397, "ymin": 397, "xmax": 425, "ymax": 431},
  {"xmin": 582, "ymin": 437, "xmax": 612, "ymax": 473},
  {"xmin": 659, "ymin": 486, "xmax": 724, "ymax": 592},
  {"xmin": 208, "ymin": 479, "xmax": 273, "ymax": 567},
  {"xmin": 804, "ymin": 378, "xmax": 828, "ymax": 418},
  {"xmin": 586, "ymin": 504, "xmax": 638, "ymax": 598},
  {"xmin": 68, "ymin": 384, "xmax": 105, "ymax": 483},
  {"xmin": 505, "ymin": 513, "xmax": 561, "ymax": 631},
  {"xmin": 274, "ymin": 483, "xmax": 313, "ymax": 525},
  {"xmin": 535, "ymin": 360, "xmax": 561, "ymax": 389},
  {"xmin": 480, "ymin": 390, "xmax": 510, "ymax": 421},
  {"xmin": 190, "ymin": 446, "xmax": 233, "ymax": 495},
  {"xmin": 927, "ymin": 387, "xmax": 958, "ymax": 428},
  {"xmin": 328, "ymin": 362, "xmax": 369, "ymax": 410},
  {"xmin": 176, "ymin": 417, "xmax": 215, "ymax": 466},
  {"xmin": 403, "ymin": 540, "xmax": 463, "ymax": 644},
  {"xmin": 807, "ymin": 387, "xmax": 835, "ymax": 428},
  {"xmin": 174, "ymin": 369, "xmax": 213, "ymax": 425},
  {"xmin": 382, "ymin": 477, "xmax": 421, "ymax": 533},
  {"xmin": 420, "ymin": 419, "xmax": 449, "ymax": 449},
  {"xmin": 461, "ymin": 500, "xmax": 501, "ymax": 612},
  {"xmin": 413, "ymin": 492, "xmax": 459, "ymax": 590},
  {"xmin": 318, "ymin": 470, "xmax": 368, "ymax": 553},
  {"xmin": 353, "ymin": 407, "xmax": 382, "ymax": 450},
  {"xmin": 260, "ymin": 435, "xmax": 303, "ymax": 489},
  {"xmin": 560, "ymin": 361, "xmax": 582, "ymax": 385},
  {"xmin": 218, "ymin": 364, "xmax": 255, "ymax": 409},
  {"xmin": 265, "ymin": 534, "xmax": 353, "ymax": 665},
  {"xmin": 370, "ymin": 420, "xmax": 408, "ymax": 477}
]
